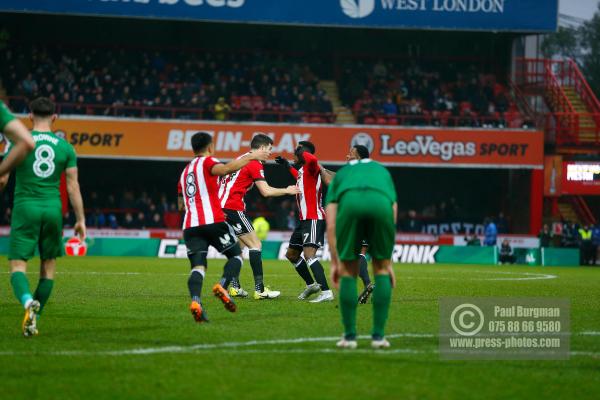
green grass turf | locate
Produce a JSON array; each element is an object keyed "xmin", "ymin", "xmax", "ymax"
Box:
[{"xmin": 1, "ymin": 256, "xmax": 600, "ymax": 400}]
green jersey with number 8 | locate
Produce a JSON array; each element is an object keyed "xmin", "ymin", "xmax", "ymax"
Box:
[{"xmin": 6, "ymin": 130, "xmax": 77, "ymax": 204}]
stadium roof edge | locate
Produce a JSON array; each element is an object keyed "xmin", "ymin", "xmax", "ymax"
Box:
[{"xmin": 0, "ymin": 0, "xmax": 558, "ymax": 34}]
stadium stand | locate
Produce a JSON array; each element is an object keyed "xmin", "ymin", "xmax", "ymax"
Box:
[
  {"xmin": 339, "ymin": 58, "xmax": 528, "ymax": 127},
  {"xmin": 0, "ymin": 45, "xmax": 532, "ymax": 127},
  {"xmin": 1, "ymin": 46, "xmax": 336, "ymax": 123}
]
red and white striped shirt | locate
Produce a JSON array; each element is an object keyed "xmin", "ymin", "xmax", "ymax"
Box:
[
  {"xmin": 218, "ymin": 155, "xmax": 265, "ymax": 212},
  {"xmin": 178, "ymin": 156, "xmax": 225, "ymax": 229},
  {"xmin": 291, "ymin": 152, "xmax": 325, "ymax": 220}
]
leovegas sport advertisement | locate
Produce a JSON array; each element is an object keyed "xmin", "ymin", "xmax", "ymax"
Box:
[{"xmin": 13, "ymin": 117, "xmax": 544, "ymax": 168}]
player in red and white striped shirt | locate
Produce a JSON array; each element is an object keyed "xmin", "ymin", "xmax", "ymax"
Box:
[
  {"xmin": 275, "ymin": 141, "xmax": 333, "ymax": 303},
  {"xmin": 218, "ymin": 133, "xmax": 298, "ymax": 300},
  {"xmin": 177, "ymin": 132, "xmax": 269, "ymax": 323}
]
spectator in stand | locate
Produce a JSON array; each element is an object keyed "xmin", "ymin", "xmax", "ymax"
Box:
[
  {"xmin": 465, "ymin": 234, "xmax": 481, "ymax": 246},
  {"xmin": 149, "ymin": 212, "xmax": 163, "ymax": 228},
  {"xmin": 496, "ymin": 212, "xmax": 508, "ymax": 234},
  {"xmin": 122, "ymin": 212, "xmax": 135, "ymax": 229},
  {"xmin": 88, "ymin": 208, "xmax": 106, "ymax": 228},
  {"xmin": 318, "ymin": 94, "xmax": 334, "ymax": 118},
  {"xmin": 538, "ymin": 224, "xmax": 553, "ymax": 248},
  {"xmin": 498, "ymin": 239, "xmax": 515, "ymax": 264},
  {"xmin": 382, "ymin": 97, "xmax": 398, "ymax": 116},
  {"xmin": 561, "ymin": 221, "xmax": 578, "ymax": 248},
  {"xmin": 63, "ymin": 211, "xmax": 76, "ymax": 228},
  {"xmin": 578, "ymin": 224, "xmax": 593, "ymax": 266},
  {"xmin": 133, "ymin": 211, "xmax": 147, "ymax": 229},
  {"xmin": 401, "ymin": 209, "xmax": 422, "ymax": 233},
  {"xmin": 592, "ymin": 223, "xmax": 600, "ymax": 266},
  {"xmin": 107, "ymin": 214, "xmax": 118, "ymax": 229},
  {"xmin": 483, "ymin": 218, "xmax": 497, "ymax": 246}
]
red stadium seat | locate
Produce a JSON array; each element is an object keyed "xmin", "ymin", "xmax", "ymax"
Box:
[
  {"xmin": 363, "ymin": 117, "xmax": 376, "ymax": 124},
  {"xmin": 251, "ymin": 96, "xmax": 265, "ymax": 110}
]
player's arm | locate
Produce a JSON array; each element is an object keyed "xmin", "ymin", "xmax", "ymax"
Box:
[
  {"xmin": 0, "ymin": 172, "xmax": 9, "ymax": 192},
  {"xmin": 65, "ymin": 167, "xmax": 86, "ymax": 240},
  {"xmin": 275, "ymin": 156, "xmax": 299, "ymax": 179},
  {"xmin": 319, "ymin": 165, "xmax": 336, "ymax": 186},
  {"xmin": 211, "ymin": 150, "xmax": 269, "ymax": 176},
  {"xmin": 392, "ymin": 202, "xmax": 398, "ymax": 225},
  {"xmin": 0, "ymin": 119, "xmax": 35, "ymax": 176},
  {"xmin": 255, "ymin": 180, "xmax": 299, "ymax": 197},
  {"xmin": 178, "ymin": 195, "xmax": 185, "ymax": 211},
  {"xmin": 299, "ymin": 151, "xmax": 319, "ymax": 173}
]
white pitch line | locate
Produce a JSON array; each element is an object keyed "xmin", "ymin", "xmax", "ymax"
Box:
[
  {"xmin": 1, "ymin": 270, "xmax": 559, "ymax": 281},
  {"xmin": 0, "ymin": 332, "xmax": 598, "ymax": 358},
  {"xmin": 0, "ymin": 333, "xmax": 433, "ymax": 357},
  {"xmin": 580, "ymin": 332, "xmax": 600, "ymax": 336},
  {"xmin": 473, "ymin": 271, "xmax": 558, "ymax": 281}
]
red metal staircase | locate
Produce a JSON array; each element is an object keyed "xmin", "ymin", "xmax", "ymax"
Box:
[{"xmin": 514, "ymin": 58, "xmax": 600, "ymax": 147}]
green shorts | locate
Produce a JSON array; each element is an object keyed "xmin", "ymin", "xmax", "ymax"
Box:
[
  {"xmin": 9, "ymin": 201, "xmax": 64, "ymax": 261},
  {"xmin": 335, "ymin": 189, "xmax": 395, "ymax": 261}
]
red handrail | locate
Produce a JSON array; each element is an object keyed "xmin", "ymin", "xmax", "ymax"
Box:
[
  {"xmin": 575, "ymin": 196, "xmax": 597, "ymax": 225},
  {"xmin": 567, "ymin": 59, "xmax": 600, "ymax": 114}
]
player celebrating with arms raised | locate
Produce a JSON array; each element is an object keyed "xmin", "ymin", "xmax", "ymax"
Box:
[
  {"xmin": 179, "ymin": 132, "xmax": 269, "ymax": 323},
  {"xmin": 3, "ymin": 97, "xmax": 85, "ymax": 337},
  {"xmin": 325, "ymin": 155, "xmax": 397, "ymax": 349},
  {"xmin": 219, "ymin": 133, "xmax": 298, "ymax": 300},
  {"xmin": 276, "ymin": 141, "xmax": 333, "ymax": 303}
]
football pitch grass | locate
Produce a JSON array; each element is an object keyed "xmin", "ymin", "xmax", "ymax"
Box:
[{"xmin": 1, "ymin": 256, "xmax": 599, "ymax": 400}]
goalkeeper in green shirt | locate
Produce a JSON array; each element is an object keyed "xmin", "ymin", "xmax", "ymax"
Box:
[
  {"xmin": 325, "ymin": 150, "xmax": 397, "ymax": 349},
  {"xmin": 1, "ymin": 97, "xmax": 86, "ymax": 337}
]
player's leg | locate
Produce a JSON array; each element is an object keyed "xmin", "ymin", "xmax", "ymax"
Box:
[
  {"xmin": 337, "ymin": 259, "xmax": 359, "ymax": 348},
  {"xmin": 333, "ymin": 201, "xmax": 361, "ymax": 347},
  {"xmin": 209, "ymin": 222, "xmax": 242, "ymax": 312},
  {"xmin": 364, "ymin": 195, "xmax": 396, "ymax": 349},
  {"xmin": 305, "ymin": 220, "xmax": 333, "ymax": 303},
  {"xmin": 287, "ymin": 225, "xmax": 319, "ymax": 299},
  {"xmin": 35, "ymin": 205, "xmax": 64, "ymax": 317},
  {"xmin": 9, "ymin": 203, "xmax": 41, "ymax": 336},
  {"xmin": 358, "ymin": 246, "xmax": 371, "ymax": 287},
  {"xmin": 357, "ymin": 242, "xmax": 374, "ymax": 304},
  {"xmin": 305, "ymin": 246, "xmax": 333, "ymax": 303},
  {"xmin": 223, "ymin": 210, "xmax": 248, "ymax": 298},
  {"xmin": 36, "ymin": 259, "xmax": 56, "ymax": 315},
  {"xmin": 183, "ymin": 227, "xmax": 210, "ymax": 322},
  {"xmin": 228, "ymin": 241, "xmax": 247, "ymax": 298},
  {"xmin": 238, "ymin": 231, "xmax": 280, "ymax": 299}
]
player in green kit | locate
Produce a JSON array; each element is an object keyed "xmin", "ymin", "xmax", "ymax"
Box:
[
  {"xmin": 325, "ymin": 154, "xmax": 397, "ymax": 349},
  {"xmin": 1, "ymin": 97, "xmax": 86, "ymax": 337}
]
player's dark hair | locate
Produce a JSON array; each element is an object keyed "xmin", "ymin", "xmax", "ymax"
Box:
[
  {"xmin": 298, "ymin": 141, "xmax": 316, "ymax": 154},
  {"xmin": 191, "ymin": 132, "xmax": 213, "ymax": 153},
  {"xmin": 29, "ymin": 97, "xmax": 55, "ymax": 118},
  {"xmin": 250, "ymin": 134, "xmax": 273, "ymax": 149},
  {"xmin": 353, "ymin": 145, "xmax": 370, "ymax": 159}
]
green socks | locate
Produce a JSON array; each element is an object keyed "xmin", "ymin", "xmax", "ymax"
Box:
[
  {"xmin": 34, "ymin": 278, "xmax": 54, "ymax": 314},
  {"xmin": 339, "ymin": 276, "xmax": 358, "ymax": 339},
  {"xmin": 372, "ymin": 274, "xmax": 392, "ymax": 338},
  {"xmin": 10, "ymin": 271, "xmax": 33, "ymax": 308}
]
